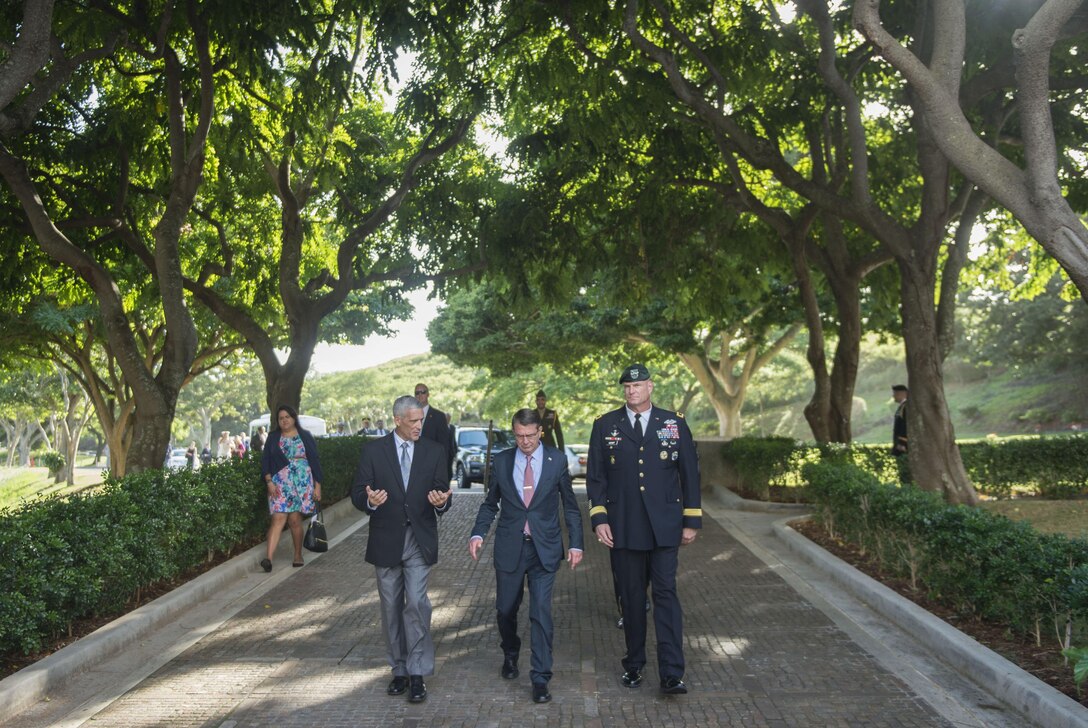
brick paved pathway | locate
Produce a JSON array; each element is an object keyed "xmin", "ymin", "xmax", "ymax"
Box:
[{"xmin": 44, "ymin": 492, "xmax": 949, "ymax": 727}]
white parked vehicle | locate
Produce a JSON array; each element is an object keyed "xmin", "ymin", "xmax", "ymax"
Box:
[
  {"xmin": 566, "ymin": 444, "xmax": 588, "ymax": 479},
  {"xmin": 166, "ymin": 448, "xmax": 198, "ymax": 470},
  {"xmin": 249, "ymin": 413, "xmax": 328, "ymax": 437}
]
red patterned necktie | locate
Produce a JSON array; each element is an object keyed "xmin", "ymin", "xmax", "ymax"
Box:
[{"xmin": 523, "ymin": 456, "xmax": 534, "ymax": 535}]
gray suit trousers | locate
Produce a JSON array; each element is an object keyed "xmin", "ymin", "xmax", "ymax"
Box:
[{"xmin": 375, "ymin": 528, "xmax": 435, "ymax": 676}]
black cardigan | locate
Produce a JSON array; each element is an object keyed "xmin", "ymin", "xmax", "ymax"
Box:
[{"xmin": 260, "ymin": 428, "xmax": 324, "ymax": 484}]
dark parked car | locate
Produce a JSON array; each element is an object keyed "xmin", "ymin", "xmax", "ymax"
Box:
[{"xmin": 454, "ymin": 426, "xmax": 516, "ymax": 488}]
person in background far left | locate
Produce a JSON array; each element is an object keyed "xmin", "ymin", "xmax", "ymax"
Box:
[
  {"xmin": 260, "ymin": 405, "xmax": 323, "ymax": 572},
  {"xmin": 250, "ymin": 425, "xmax": 267, "ymax": 456}
]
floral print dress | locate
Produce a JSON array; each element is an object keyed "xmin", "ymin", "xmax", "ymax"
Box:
[{"xmin": 267, "ymin": 433, "xmax": 316, "ymax": 514}]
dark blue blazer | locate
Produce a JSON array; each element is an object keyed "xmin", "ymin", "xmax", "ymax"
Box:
[
  {"xmin": 586, "ymin": 406, "xmax": 701, "ymax": 550},
  {"xmin": 471, "ymin": 445, "xmax": 584, "ymax": 573},
  {"xmin": 351, "ymin": 434, "xmax": 451, "ymax": 567},
  {"xmin": 260, "ymin": 428, "xmax": 324, "ymax": 484}
]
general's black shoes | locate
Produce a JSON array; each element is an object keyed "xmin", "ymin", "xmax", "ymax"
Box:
[
  {"xmin": 620, "ymin": 670, "xmax": 643, "ymax": 688},
  {"xmin": 501, "ymin": 657, "xmax": 519, "ymax": 679}
]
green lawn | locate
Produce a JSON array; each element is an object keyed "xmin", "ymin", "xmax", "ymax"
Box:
[
  {"xmin": 981, "ymin": 499, "xmax": 1088, "ymax": 541},
  {"xmin": 0, "ymin": 460, "xmax": 106, "ymax": 511}
]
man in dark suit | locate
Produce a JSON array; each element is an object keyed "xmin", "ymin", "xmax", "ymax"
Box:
[
  {"xmin": 351, "ymin": 394, "xmax": 452, "ymax": 704},
  {"xmin": 890, "ymin": 383, "xmax": 911, "ymax": 484},
  {"xmin": 587, "ymin": 363, "xmax": 701, "ymax": 696},
  {"xmin": 534, "ymin": 390, "xmax": 564, "ymax": 450},
  {"xmin": 469, "ymin": 408, "xmax": 584, "ymax": 703},
  {"xmin": 415, "ymin": 382, "xmax": 456, "ymax": 481},
  {"xmin": 891, "ymin": 384, "xmax": 909, "ymax": 456}
]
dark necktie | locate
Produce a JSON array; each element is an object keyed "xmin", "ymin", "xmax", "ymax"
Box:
[
  {"xmin": 634, "ymin": 412, "xmax": 644, "ymax": 440},
  {"xmin": 400, "ymin": 442, "xmax": 411, "ymax": 489}
]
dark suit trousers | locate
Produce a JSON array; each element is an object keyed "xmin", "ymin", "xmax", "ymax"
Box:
[
  {"xmin": 495, "ymin": 538, "xmax": 556, "ymax": 685},
  {"xmin": 612, "ymin": 546, "xmax": 684, "ymax": 679}
]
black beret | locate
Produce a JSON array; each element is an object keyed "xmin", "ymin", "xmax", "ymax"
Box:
[
  {"xmin": 619, "ymin": 363, "xmax": 651, "ymax": 384},
  {"xmin": 535, "ymin": 390, "xmax": 546, "ymax": 398},
  {"xmin": 891, "ymin": 384, "xmax": 908, "ymax": 392}
]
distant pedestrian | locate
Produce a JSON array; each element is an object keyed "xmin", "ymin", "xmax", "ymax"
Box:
[
  {"xmin": 415, "ymin": 383, "xmax": 456, "ymax": 481},
  {"xmin": 890, "ymin": 384, "xmax": 910, "ymax": 484},
  {"xmin": 534, "ymin": 390, "xmax": 564, "ymax": 450},
  {"xmin": 251, "ymin": 426, "xmax": 267, "ymax": 456},
  {"xmin": 891, "ymin": 384, "xmax": 908, "ymax": 456},
  {"xmin": 216, "ymin": 431, "xmax": 232, "ymax": 460}
]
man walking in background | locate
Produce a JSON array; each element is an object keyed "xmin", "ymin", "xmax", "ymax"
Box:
[
  {"xmin": 351, "ymin": 394, "xmax": 453, "ymax": 704},
  {"xmin": 469, "ymin": 408, "xmax": 584, "ymax": 703},
  {"xmin": 587, "ymin": 363, "xmax": 701, "ymax": 696},
  {"xmin": 534, "ymin": 390, "xmax": 564, "ymax": 450},
  {"xmin": 415, "ymin": 382, "xmax": 456, "ymax": 481},
  {"xmin": 891, "ymin": 384, "xmax": 910, "ymax": 484}
]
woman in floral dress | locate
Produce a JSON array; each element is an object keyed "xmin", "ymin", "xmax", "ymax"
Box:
[{"xmin": 259, "ymin": 405, "xmax": 324, "ymax": 571}]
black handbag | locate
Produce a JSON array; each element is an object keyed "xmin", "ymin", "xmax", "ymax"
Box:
[{"xmin": 303, "ymin": 507, "xmax": 328, "ymax": 553}]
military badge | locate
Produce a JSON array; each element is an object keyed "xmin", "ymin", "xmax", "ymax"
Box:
[
  {"xmin": 672, "ymin": 451, "xmax": 679, "ymax": 461},
  {"xmin": 660, "ymin": 450, "xmax": 668, "ymax": 460},
  {"xmin": 657, "ymin": 420, "xmax": 680, "ymax": 447}
]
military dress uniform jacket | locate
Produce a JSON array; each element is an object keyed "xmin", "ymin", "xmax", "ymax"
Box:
[
  {"xmin": 586, "ymin": 406, "xmax": 701, "ymax": 550},
  {"xmin": 539, "ymin": 407, "xmax": 564, "ymax": 450},
  {"xmin": 892, "ymin": 401, "xmax": 908, "ymax": 454}
]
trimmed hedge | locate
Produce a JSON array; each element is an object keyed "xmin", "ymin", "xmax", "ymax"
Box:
[
  {"xmin": 0, "ymin": 436, "xmax": 367, "ymax": 656},
  {"xmin": 723, "ymin": 434, "xmax": 1088, "ymax": 500},
  {"xmin": 804, "ymin": 460, "xmax": 1088, "ymax": 648},
  {"xmin": 958, "ymin": 436, "xmax": 1088, "ymax": 499}
]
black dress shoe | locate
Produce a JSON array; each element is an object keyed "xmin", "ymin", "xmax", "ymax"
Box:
[
  {"xmin": 620, "ymin": 670, "xmax": 643, "ymax": 688},
  {"xmin": 660, "ymin": 676, "xmax": 688, "ymax": 694},
  {"xmin": 387, "ymin": 676, "xmax": 408, "ymax": 695},
  {"xmin": 531, "ymin": 683, "xmax": 551, "ymax": 703},
  {"xmin": 408, "ymin": 675, "xmax": 426, "ymax": 703},
  {"xmin": 501, "ymin": 657, "xmax": 519, "ymax": 679}
]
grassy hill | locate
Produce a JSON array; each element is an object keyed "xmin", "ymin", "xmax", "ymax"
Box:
[{"xmin": 739, "ymin": 336, "xmax": 1088, "ymax": 443}]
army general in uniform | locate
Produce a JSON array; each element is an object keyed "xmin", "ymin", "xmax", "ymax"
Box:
[{"xmin": 587, "ymin": 363, "xmax": 701, "ymax": 695}]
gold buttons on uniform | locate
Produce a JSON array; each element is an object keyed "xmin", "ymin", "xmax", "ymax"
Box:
[
  {"xmin": 640, "ymin": 486, "xmax": 646, "ymax": 491},
  {"xmin": 639, "ymin": 459, "xmax": 643, "ymax": 464},
  {"xmin": 639, "ymin": 472, "xmax": 644, "ymax": 478}
]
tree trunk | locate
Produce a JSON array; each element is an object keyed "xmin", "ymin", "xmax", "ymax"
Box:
[
  {"xmin": 678, "ymin": 323, "xmax": 801, "ymax": 440},
  {"xmin": 794, "ymin": 249, "xmax": 833, "ymax": 442},
  {"xmin": 898, "ymin": 258, "xmax": 978, "ymax": 505},
  {"xmin": 826, "ymin": 280, "xmax": 863, "ymax": 443}
]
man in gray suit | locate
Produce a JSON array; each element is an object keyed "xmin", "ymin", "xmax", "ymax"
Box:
[
  {"xmin": 468, "ymin": 408, "xmax": 584, "ymax": 703},
  {"xmin": 352, "ymin": 395, "xmax": 452, "ymax": 704}
]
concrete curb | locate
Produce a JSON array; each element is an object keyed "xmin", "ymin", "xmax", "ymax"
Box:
[
  {"xmin": 0, "ymin": 497, "xmax": 365, "ymax": 719},
  {"xmin": 711, "ymin": 483, "xmax": 812, "ymax": 513},
  {"xmin": 774, "ymin": 515, "xmax": 1088, "ymax": 728}
]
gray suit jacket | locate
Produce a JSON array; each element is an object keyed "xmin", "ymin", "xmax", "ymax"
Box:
[{"xmin": 471, "ymin": 444, "xmax": 584, "ymax": 573}]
